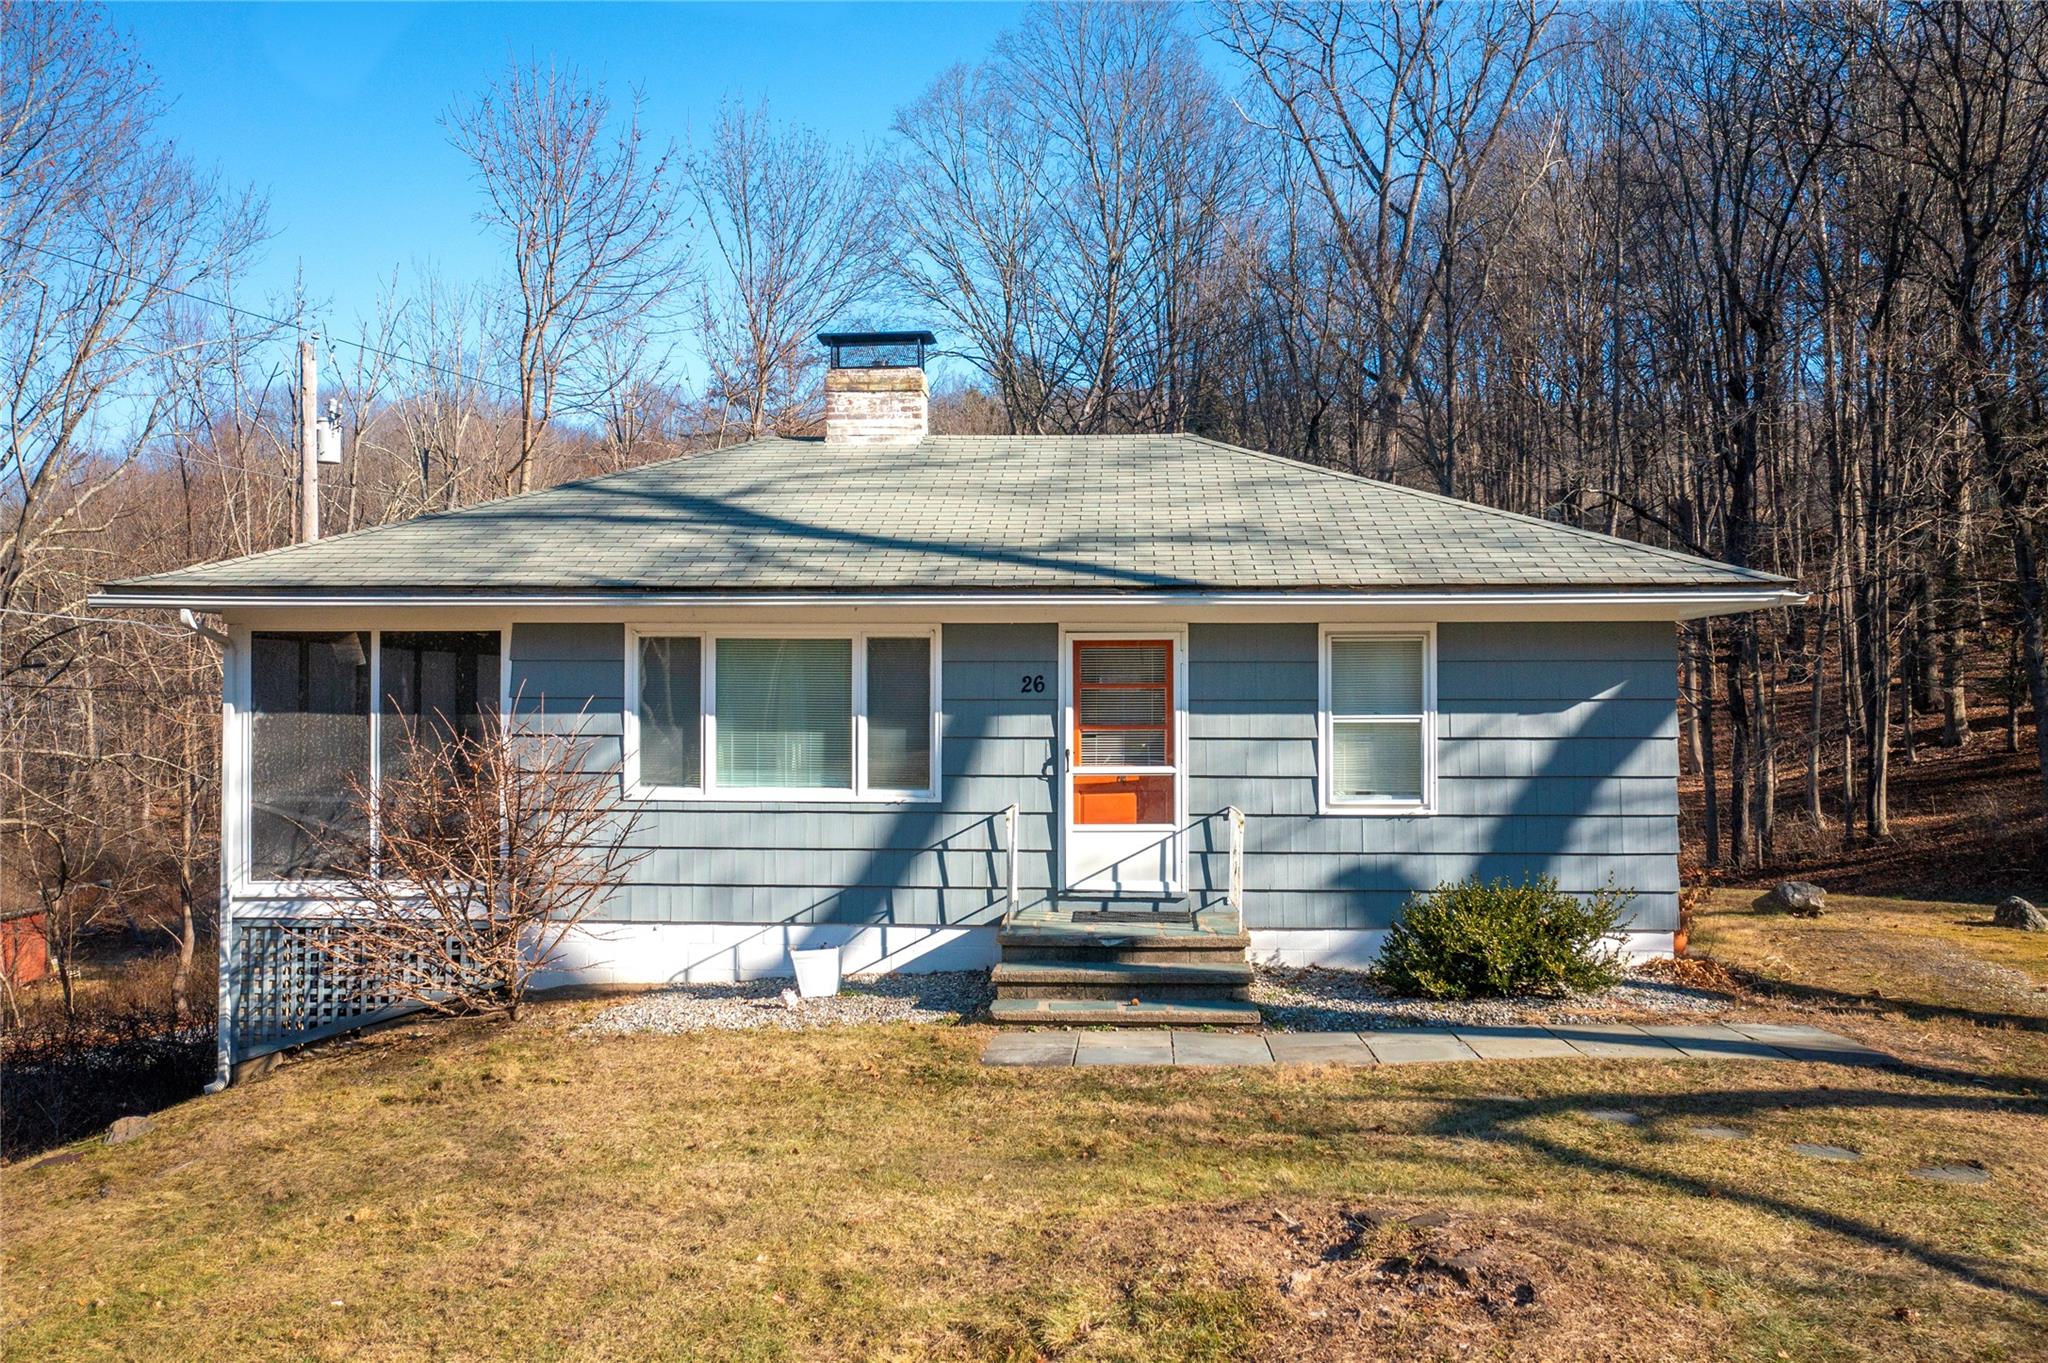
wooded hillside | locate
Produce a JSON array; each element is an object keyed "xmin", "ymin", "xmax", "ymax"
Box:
[{"xmin": 4, "ymin": 2, "xmax": 2045, "ymax": 1015}]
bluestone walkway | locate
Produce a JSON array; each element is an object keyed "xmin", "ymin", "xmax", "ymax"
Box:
[{"xmin": 981, "ymin": 1020, "xmax": 1888, "ymax": 1068}]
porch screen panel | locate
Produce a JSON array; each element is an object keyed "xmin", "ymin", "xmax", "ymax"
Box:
[
  {"xmin": 637, "ymin": 636, "xmax": 702, "ymax": 788},
  {"xmin": 379, "ymin": 632, "xmax": 501, "ymax": 776},
  {"xmin": 250, "ymin": 631, "xmax": 371, "ymax": 878},
  {"xmin": 1328, "ymin": 636, "xmax": 1426, "ymax": 802},
  {"xmin": 715, "ymin": 638, "xmax": 853, "ymax": 788},
  {"xmin": 865, "ymin": 637, "xmax": 932, "ymax": 791}
]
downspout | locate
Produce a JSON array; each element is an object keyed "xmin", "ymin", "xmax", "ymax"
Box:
[{"xmin": 181, "ymin": 610, "xmax": 236, "ymax": 1093}]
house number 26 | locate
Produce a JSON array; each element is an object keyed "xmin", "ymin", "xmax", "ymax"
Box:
[{"xmin": 1020, "ymin": 674, "xmax": 1046, "ymax": 693}]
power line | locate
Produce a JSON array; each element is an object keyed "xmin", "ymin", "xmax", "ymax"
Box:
[
  {"xmin": 154, "ymin": 448, "xmax": 302, "ymax": 485},
  {"xmin": 3, "ymin": 234, "xmax": 526, "ymax": 403}
]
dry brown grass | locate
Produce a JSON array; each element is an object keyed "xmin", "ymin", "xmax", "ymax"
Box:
[{"xmin": 4, "ymin": 896, "xmax": 2045, "ymax": 1362}]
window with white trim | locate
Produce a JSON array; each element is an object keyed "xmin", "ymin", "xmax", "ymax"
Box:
[
  {"xmin": 629, "ymin": 631, "xmax": 937, "ymax": 799},
  {"xmin": 1322, "ymin": 630, "xmax": 1433, "ymax": 810},
  {"xmin": 247, "ymin": 629, "xmax": 502, "ymax": 880}
]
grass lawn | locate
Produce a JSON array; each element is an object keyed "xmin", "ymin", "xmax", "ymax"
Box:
[{"xmin": 4, "ymin": 892, "xmax": 2045, "ymax": 1362}]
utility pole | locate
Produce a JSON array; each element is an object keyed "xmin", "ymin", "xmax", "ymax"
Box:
[{"xmin": 298, "ymin": 337, "xmax": 319, "ymax": 543}]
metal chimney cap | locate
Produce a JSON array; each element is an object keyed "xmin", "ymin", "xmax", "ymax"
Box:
[
  {"xmin": 817, "ymin": 330, "xmax": 936, "ymax": 370},
  {"xmin": 817, "ymin": 329, "xmax": 938, "ymax": 347}
]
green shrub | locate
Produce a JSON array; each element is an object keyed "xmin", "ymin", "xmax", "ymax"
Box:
[{"xmin": 1375, "ymin": 876, "xmax": 1632, "ymax": 1000}]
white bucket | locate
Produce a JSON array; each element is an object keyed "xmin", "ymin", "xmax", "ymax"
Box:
[{"xmin": 789, "ymin": 946, "xmax": 841, "ymax": 999}]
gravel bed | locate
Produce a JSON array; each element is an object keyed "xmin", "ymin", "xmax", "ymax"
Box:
[
  {"xmin": 579, "ymin": 970, "xmax": 993, "ymax": 1035},
  {"xmin": 1251, "ymin": 964, "xmax": 1733, "ymax": 1033},
  {"xmin": 580, "ymin": 963, "xmax": 1730, "ymax": 1037}
]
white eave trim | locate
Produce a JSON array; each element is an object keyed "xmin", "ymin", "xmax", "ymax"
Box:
[{"xmin": 89, "ymin": 587, "xmax": 1805, "ymax": 620}]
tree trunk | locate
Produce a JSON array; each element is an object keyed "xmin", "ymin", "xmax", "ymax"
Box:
[
  {"xmin": 2009, "ymin": 628, "xmax": 2025, "ymax": 754},
  {"xmin": 1726, "ymin": 625, "xmax": 1753, "ymax": 868},
  {"xmin": 1806, "ymin": 602, "xmax": 1825, "ymax": 826},
  {"xmin": 1701, "ymin": 619, "xmax": 1721, "ymax": 866},
  {"xmin": 171, "ymin": 716, "xmax": 199, "ymax": 1023}
]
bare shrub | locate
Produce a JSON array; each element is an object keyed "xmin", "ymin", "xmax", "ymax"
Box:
[{"xmin": 304, "ymin": 714, "xmax": 645, "ymax": 1022}]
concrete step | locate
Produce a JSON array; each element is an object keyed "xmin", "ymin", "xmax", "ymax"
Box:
[
  {"xmin": 999, "ymin": 925, "xmax": 1250, "ymax": 959},
  {"xmin": 998, "ymin": 982, "xmax": 1253, "ymax": 1002},
  {"xmin": 999, "ymin": 943, "xmax": 1250, "ymax": 966},
  {"xmin": 989, "ymin": 997, "xmax": 1263, "ymax": 1028},
  {"xmin": 993, "ymin": 959, "xmax": 1252, "ymax": 1002},
  {"xmin": 993, "ymin": 959, "xmax": 1253, "ymax": 985}
]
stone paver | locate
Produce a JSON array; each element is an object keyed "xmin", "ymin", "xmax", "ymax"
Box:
[
  {"xmin": 1686, "ymin": 1123, "xmax": 1749, "ymax": 1140},
  {"xmin": 1724, "ymin": 1023, "xmax": 1890, "ymax": 1066},
  {"xmin": 1909, "ymin": 1164, "xmax": 1989, "ymax": 1185},
  {"xmin": 1453, "ymin": 1025, "xmax": 1580, "ymax": 1061},
  {"xmin": 1638, "ymin": 1022, "xmax": 1792, "ymax": 1061},
  {"xmin": 1585, "ymin": 1108, "xmax": 1643, "ymax": 1125},
  {"xmin": 1266, "ymin": 1031, "xmax": 1376, "ymax": 1064},
  {"xmin": 1361, "ymin": 1029, "xmax": 1482, "ymax": 1065},
  {"xmin": 1171, "ymin": 1031, "xmax": 1275, "ymax": 1066},
  {"xmin": 981, "ymin": 1032, "xmax": 1079, "ymax": 1067},
  {"xmin": 1542, "ymin": 1023, "xmax": 1687, "ymax": 1061},
  {"xmin": 1073, "ymin": 1030, "xmax": 1174, "ymax": 1066},
  {"xmin": 1790, "ymin": 1142, "xmax": 1863, "ymax": 1162},
  {"xmin": 979, "ymin": 1022, "xmax": 1888, "ymax": 1071}
]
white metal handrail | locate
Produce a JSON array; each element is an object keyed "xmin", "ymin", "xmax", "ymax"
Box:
[
  {"xmin": 1225, "ymin": 805, "xmax": 1245, "ymax": 912},
  {"xmin": 1003, "ymin": 802, "xmax": 1020, "ymax": 916}
]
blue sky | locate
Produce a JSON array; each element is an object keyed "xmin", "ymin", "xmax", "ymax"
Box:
[{"xmin": 111, "ymin": 2, "xmax": 1029, "ymax": 374}]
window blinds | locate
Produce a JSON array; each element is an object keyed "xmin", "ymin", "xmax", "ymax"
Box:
[
  {"xmin": 1329, "ymin": 637, "xmax": 1424, "ymax": 715},
  {"xmin": 714, "ymin": 638, "xmax": 853, "ymax": 788},
  {"xmin": 1328, "ymin": 635, "xmax": 1426, "ymax": 803}
]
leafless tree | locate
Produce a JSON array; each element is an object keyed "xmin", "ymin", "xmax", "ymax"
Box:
[
  {"xmin": 0, "ymin": 2, "xmax": 267, "ymax": 612},
  {"xmin": 687, "ymin": 99, "xmax": 891, "ymax": 438},
  {"xmin": 302, "ymin": 711, "xmax": 646, "ymax": 1022},
  {"xmin": 445, "ymin": 59, "xmax": 685, "ymax": 493},
  {"xmin": 894, "ymin": 62, "xmax": 1063, "ymax": 432},
  {"xmin": 897, "ymin": 2, "xmax": 1244, "ymax": 434},
  {"xmin": 1860, "ymin": 1, "xmax": 2048, "ymax": 811},
  {"xmin": 1219, "ymin": 0, "xmax": 1565, "ymax": 476}
]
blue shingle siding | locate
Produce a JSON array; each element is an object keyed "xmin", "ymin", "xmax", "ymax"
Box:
[
  {"xmin": 505, "ymin": 618, "xmax": 1678, "ymax": 934},
  {"xmin": 1184, "ymin": 621, "xmax": 1678, "ymax": 932},
  {"xmin": 509, "ymin": 622, "xmax": 1057, "ymax": 927}
]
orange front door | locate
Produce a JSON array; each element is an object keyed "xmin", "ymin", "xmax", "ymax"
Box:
[{"xmin": 1064, "ymin": 637, "xmax": 1182, "ymax": 894}]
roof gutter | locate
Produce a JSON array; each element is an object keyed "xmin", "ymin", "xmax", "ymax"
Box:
[{"xmin": 91, "ymin": 587, "xmax": 1807, "ymax": 613}]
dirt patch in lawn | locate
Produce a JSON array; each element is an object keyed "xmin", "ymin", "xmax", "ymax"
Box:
[{"xmin": 1086, "ymin": 1199, "xmax": 1729, "ymax": 1363}]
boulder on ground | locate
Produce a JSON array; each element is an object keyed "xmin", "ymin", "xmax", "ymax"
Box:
[
  {"xmin": 1757, "ymin": 881, "xmax": 1827, "ymax": 917},
  {"xmin": 104, "ymin": 1115, "xmax": 152, "ymax": 1145},
  {"xmin": 1993, "ymin": 896, "xmax": 2046, "ymax": 932}
]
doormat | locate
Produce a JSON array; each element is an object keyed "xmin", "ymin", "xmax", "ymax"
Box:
[{"xmin": 1067, "ymin": 909, "xmax": 1196, "ymax": 926}]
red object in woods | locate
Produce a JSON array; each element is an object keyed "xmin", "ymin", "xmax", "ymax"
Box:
[{"xmin": 1, "ymin": 910, "xmax": 50, "ymax": 986}]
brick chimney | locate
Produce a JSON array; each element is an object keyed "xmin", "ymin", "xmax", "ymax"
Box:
[{"xmin": 819, "ymin": 330, "xmax": 934, "ymax": 446}]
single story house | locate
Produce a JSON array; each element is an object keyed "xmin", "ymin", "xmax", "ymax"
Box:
[{"xmin": 93, "ymin": 331, "xmax": 1799, "ymax": 1080}]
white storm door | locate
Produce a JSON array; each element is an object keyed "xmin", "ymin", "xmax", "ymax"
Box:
[{"xmin": 1060, "ymin": 633, "xmax": 1186, "ymax": 897}]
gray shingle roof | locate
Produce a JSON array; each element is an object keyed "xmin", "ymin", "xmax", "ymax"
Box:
[{"xmin": 101, "ymin": 435, "xmax": 1792, "ymax": 598}]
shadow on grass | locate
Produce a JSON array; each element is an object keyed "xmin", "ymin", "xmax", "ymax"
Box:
[
  {"xmin": 1419, "ymin": 1065, "xmax": 2048, "ymax": 1309},
  {"xmin": 1746, "ymin": 974, "xmax": 2048, "ymax": 1034},
  {"xmin": 2, "ymin": 1026, "xmax": 214, "ymax": 1161}
]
